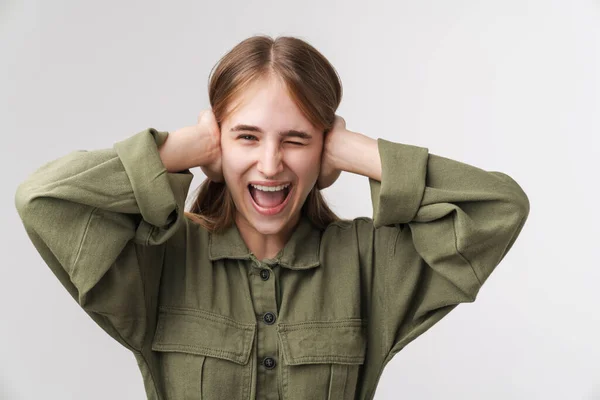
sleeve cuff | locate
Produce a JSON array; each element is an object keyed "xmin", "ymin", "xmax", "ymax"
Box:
[
  {"xmin": 113, "ymin": 127, "xmax": 191, "ymax": 229},
  {"xmin": 368, "ymin": 138, "xmax": 429, "ymax": 228}
]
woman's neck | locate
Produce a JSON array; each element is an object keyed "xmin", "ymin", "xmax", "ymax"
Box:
[{"xmin": 234, "ymin": 212, "xmax": 300, "ymax": 261}]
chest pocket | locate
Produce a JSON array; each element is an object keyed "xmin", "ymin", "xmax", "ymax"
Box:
[
  {"xmin": 277, "ymin": 319, "xmax": 367, "ymax": 400},
  {"xmin": 150, "ymin": 306, "xmax": 256, "ymax": 400}
]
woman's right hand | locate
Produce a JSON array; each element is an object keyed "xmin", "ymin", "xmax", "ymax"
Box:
[{"xmin": 196, "ymin": 109, "xmax": 224, "ymax": 183}]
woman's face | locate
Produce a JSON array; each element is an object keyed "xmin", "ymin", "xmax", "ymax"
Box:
[{"xmin": 220, "ymin": 75, "xmax": 323, "ymax": 237}]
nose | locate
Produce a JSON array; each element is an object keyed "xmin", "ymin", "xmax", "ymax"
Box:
[{"xmin": 256, "ymin": 141, "xmax": 284, "ymax": 178}]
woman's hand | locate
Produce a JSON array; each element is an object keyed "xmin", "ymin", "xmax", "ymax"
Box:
[
  {"xmin": 316, "ymin": 115, "xmax": 349, "ymax": 190},
  {"xmin": 197, "ymin": 109, "xmax": 224, "ymax": 183}
]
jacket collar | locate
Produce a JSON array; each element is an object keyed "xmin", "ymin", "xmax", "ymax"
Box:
[{"xmin": 208, "ymin": 214, "xmax": 322, "ymax": 270}]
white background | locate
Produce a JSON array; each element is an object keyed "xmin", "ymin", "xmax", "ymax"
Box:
[{"xmin": 2, "ymin": 0, "xmax": 599, "ymax": 399}]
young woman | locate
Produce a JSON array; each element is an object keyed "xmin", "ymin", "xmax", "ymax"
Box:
[{"xmin": 15, "ymin": 35, "xmax": 530, "ymax": 400}]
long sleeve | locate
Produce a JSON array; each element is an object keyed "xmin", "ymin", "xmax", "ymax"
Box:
[
  {"xmin": 14, "ymin": 128, "xmax": 194, "ymax": 352},
  {"xmin": 364, "ymin": 138, "xmax": 530, "ymax": 361}
]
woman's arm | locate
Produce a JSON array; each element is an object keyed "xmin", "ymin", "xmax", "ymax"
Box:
[
  {"xmin": 15, "ymin": 128, "xmax": 194, "ymax": 351},
  {"xmin": 330, "ymin": 123, "xmax": 530, "ymax": 362},
  {"xmin": 328, "ymin": 129, "xmax": 382, "ymax": 182}
]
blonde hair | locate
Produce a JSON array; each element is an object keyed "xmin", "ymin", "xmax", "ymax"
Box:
[{"xmin": 184, "ymin": 35, "xmax": 343, "ymax": 232}]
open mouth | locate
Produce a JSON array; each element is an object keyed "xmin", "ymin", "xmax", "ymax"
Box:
[{"xmin": 247, "ymin": 184, "xmax": 292, "ymax": 212}]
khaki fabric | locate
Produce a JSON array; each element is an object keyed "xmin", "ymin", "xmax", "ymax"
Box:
[{"xmin": 15, "ymin": 128, "xmax": 530, "ymax": 399}]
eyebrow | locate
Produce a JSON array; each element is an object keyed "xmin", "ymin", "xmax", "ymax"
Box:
[{"xmin": 230, "ymin": 124, "xmax": 313, "ymax": 139}]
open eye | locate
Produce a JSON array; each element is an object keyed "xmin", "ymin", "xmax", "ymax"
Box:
[{"xmin": 238, "ymin": 134, "xmax": 257, "ymax": 141}]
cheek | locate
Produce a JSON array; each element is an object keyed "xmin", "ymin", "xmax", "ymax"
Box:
[
  {"xmin": 221, "ymin": 147, "xmax": 248, "ymax": 177},
  {"xmin": 288, "ymin": 151, "xmax": 321, "ymax": 181},
  {"xmin": 221, "ymin": 159, "xmax": 247, "ymax": 195}
]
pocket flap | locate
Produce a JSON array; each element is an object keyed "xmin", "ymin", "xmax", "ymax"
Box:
[
  {"xmin": 151, "ymin": 306, "xmax": 256, "ymax": 365},
  {"xmin": 277, "ymin": 319, "xmax": 367, "ymax": 365}
]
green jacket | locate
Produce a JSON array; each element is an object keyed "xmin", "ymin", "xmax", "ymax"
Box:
[{"xmin": 15, "ymin": 128, "xmax": 530, "ymax": 400}]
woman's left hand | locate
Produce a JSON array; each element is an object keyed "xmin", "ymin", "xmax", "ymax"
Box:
[{"xmin": 317, "ymin": 115, "xmax": 348, "ymax": 190}]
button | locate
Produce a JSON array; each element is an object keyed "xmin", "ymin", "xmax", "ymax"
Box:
[
  {"xmin": 263, "ymin": 312, "xmax": 276, "ymax": 325},
  {"xmin": 260, "ymin": 269, "xmax": 270, "ymax": 280},
  {"xmin": 263, "ymin": 357, "xmax": 276, "ymax": 369}
]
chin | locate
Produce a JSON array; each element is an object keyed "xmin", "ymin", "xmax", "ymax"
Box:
[{"xmin": 247, "ymin": 217, "xmax": 289, "ymax": 235}]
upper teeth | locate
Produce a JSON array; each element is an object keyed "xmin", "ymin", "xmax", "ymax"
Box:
[{"xmin": 250, "ymin": 183, "xmax": 290, "ymax": 192}]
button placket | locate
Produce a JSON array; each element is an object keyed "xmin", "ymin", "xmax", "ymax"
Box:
[{"xmin": 248, "ymin": 260, "xmax": 279, "ymax": 396}]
